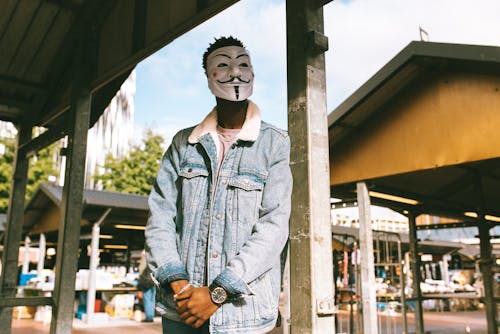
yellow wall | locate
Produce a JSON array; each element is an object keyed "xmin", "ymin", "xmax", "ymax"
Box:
[{"xmin": 330, "ymin": 71, "xmax": 500, "ymax": 185}]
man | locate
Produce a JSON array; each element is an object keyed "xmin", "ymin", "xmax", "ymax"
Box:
[
  {"xmin": 137, "ymin": 250, "xmax": 156, "ymax": 322},
  {"xmin": 145, "ymin": 36, "xmax": 292, "ymax": 334}
]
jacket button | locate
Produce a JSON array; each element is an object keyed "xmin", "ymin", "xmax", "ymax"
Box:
[
  {"xmin": 212, "ymin": 252, "xmax": 219, "ymax": 258},
  {"xmin": 188, "ymin": 168, "xmax": 193, "ymax": 172},
  {"xmin": 215, "ymin": 213, "xmax": 222, "ymax": 219}
]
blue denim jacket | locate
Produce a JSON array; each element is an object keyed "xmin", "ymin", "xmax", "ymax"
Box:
[{"xmin": 145, "ymin": 101, "xmax": 292, "ymax": 334}]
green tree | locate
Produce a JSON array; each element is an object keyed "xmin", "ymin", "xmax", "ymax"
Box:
[
  {"xmin": 0, "ymin": 132, "xmax": 59, "ymax": 213},
  {"xmin": 27, "ymin": 144, "xmax": 59, "ymax": 201},
  {"xmin": 0, "ymin": 135, "xmax": 15, "ymax": 212},
  {"xmin": 94, "ymin": 129, "xmax": 165, "ymax": 195}
]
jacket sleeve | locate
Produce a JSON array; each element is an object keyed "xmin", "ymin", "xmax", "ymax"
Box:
[
  {"xmin": 212, "ymin": 133, "xmax": 292, "ymax": 296},
  {"xmin": 145, "ymin": 131, "xmax": 189, "ymax": 288}
]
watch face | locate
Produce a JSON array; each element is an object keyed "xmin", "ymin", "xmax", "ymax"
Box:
[{"xmin": 211, "ymin": 286, "xmax": 228, "ymax": 304}]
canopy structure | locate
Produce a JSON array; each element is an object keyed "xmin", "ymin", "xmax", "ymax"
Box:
[
  {"xmin": 0, "ymin": 0, "xmax": 237, "ymax": 142},
  {"xmin": 24, "ymin": 182, "xmax": 149, "ymax": 252},
  {"xmin": 328, "ymin": 40, "xmax": 500, "ymax": 333},
  {"xmin": 329, "ymin": 41, "xmax": 500, "ymax": 221},
  {"xmin": 1, "ymin": 1, "xmax": 337, "ymax": 333}
]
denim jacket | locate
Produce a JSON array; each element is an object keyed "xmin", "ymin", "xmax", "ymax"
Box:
[{"xmin": 145, "ymin": 101, "xmax": 292, "ymax": 334}]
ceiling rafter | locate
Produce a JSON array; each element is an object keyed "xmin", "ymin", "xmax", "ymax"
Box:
[{"xmin": 0, "ymin": 75, "xmax": 47, "ymax": 94}]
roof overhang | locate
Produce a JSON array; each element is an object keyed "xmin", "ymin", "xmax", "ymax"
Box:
[
  {"xmin": 0, "ymin": 0, "xmax": 238, "ymax": 136},
  {"xmin": 328, "ymin": 41, "xmax": 500, "ymax": 222}
]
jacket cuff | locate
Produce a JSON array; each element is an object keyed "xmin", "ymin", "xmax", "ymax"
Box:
[
  {"xmin": 213, "ymin": 267, "xmax": 254, "ymax": 297},
  {"xmin": 154, "ymin": 262, "xmax": 189, "ymax": 288}
]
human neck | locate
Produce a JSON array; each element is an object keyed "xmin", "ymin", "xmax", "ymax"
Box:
[{"xmin": 216, "ymin": 98, "xmax": 248, "ymax": 129}]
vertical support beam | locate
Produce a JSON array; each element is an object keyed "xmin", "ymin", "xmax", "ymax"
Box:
[
  {"xmin": 37, "ymin": 233, "xmax": 46, "ymax": 279},
  {"xmin": 0, "ymin": 124, "xmax": 31, "ymax": 334},
  {"xmin": 85, "ymin": 208, "xmax": 109, "ymax": 322},
  {"xmin": 478, "ymin": 222, "xmax": 497, "ymax": 334},
  {"xmin": 282, "ymin": 249, "xmax": 291, "ymax": 334},
  {"xmin": 21, "ymin": 236, "xmax": 31, "ymax": 274},
  {"xmin": 50, "ymin": 47, "xmax": 92, "ymax": 334},
  {"xmin": 408, "ymin": 213, "xmax": 424, "ymax": 334},
  {"xmin": 356, "ymin": 182, "xmax": 378, "ymax": 334},
  {"xmin": 286, "ymin": 1, "xmax": 335, "ymax": 333},
  {"xmin": 442, "ymin": 254, "xmax": 450, "ymax": 285},
  {"xmin": 86, "ymin": 223, "xmax": 100, "ymax": 321}
]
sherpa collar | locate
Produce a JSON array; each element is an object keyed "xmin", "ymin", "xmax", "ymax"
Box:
[{"xmin": 188, "ymin": 100, "xmax": 261, "ymax": 144}]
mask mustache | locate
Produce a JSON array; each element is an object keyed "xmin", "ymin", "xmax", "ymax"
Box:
[{"xmin": 217, "ymin": 77, "xmax": 251, "ymax": 84}]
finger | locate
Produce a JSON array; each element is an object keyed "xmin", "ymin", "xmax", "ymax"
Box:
[
  {"xmin": 176, "ymin": 299, "xmax": 188, "ymax": 312},
  {"xmin": 183, "ymin": 315, "xmax": 198, "ymax": 326},
  {"xmin": 193, "ymin": 318, "xmax": 205, "ymax": 328},
  {"xmin": 174, "ymin": 287, "xmax": 193, "ymax": 300},
  {"xmin": 179, "ymin": 311, "xmax": 192, "ymax": 320}
]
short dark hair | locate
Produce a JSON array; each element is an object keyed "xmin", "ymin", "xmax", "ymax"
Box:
[{"xmin": 202, "ymin": 36, "xmax": 245, "ymax": 72}]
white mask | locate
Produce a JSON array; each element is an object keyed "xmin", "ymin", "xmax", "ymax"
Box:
[{"xmin": 206, "ymin": 46, "xmax": 254, "ymax": 101}]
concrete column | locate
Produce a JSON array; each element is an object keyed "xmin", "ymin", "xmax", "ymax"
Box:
[
  {"xmin": 286, "ymin": 1, "xmax": 335, "ymax": 333},
  {"xmin": 408, "ymin": 213, "xmax": 424, "ymax": 334},
  {"xmin": 356, "ymin": 182, "xmax": 378, "ymax": 334},
  {"xmin": 86, "ymin": 223, "xmax": 100, "ymax": 320},
  {"xmin": 22, "ymin": 236, "xmax": 31, "ymax": 274},
  {"xmin": 85, "ymin": 208, "xmax": 110, "ymax": 322},
  {"xmin": 37, "ymin": 234, "xmax": 46, "ymax": 279},
  {"xmin": 0, "ymin": 124, "xmax": 31, "ymax": 334},
  {"xmin": 478, "ymin": 223, "xmax": 497, "ymax": 334}
]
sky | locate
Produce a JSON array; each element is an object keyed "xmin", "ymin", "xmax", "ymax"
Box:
[{"xmin": 134, "ymin": 0, "xmax": 500, "ymax": 145}]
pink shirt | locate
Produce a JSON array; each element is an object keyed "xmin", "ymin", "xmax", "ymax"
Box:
[{"xmin": 216, "ymin": 125, "xmax": 240, "ymax": 176}]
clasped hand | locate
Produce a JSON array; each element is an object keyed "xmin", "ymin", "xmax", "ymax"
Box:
[{"xmin": 173, "ymin": 283, "xmax": 219, "ymax": 328}]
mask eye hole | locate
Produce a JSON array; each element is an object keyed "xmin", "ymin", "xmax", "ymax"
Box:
[
  {"xmin": 240, "ymin": 63, "xmax": 249, "ymax": 68},
  {"xmin": 217, "ymin": 63, "xmax": 228, "ymax": 68}
]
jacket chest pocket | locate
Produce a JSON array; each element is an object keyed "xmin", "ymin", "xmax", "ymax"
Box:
[
  {"xmin": 178, "ymin": 164, "xmax": 209, "ymax": 218},
  {"xmin": 227, "ymin": 171, "xmax": 266, "ymax": 240}
]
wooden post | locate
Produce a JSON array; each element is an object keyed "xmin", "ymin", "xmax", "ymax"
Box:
[
  {"xmin": 50, "ymin": 41, "xmax": 92, "ymax": 334},
  {"xmin": 287, "ymin": 0, "xmax": 335, "ymax": 333},
  {"xmin": 0, "ymin": 124, "xmax": 31, "ymax": 334},
  {"xmin": 478, "ymin": 222, "xmax": 497, "ymax": 334},
  {"xmin": 356, "ymin": 182, "xmax": 378, "ymax": 334},
  {"xmin": 408, "ymin": 212, "xmax": 424, "ymax": 334}
]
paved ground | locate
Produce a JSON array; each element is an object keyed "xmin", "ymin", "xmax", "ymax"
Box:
[
  {"xmin": 11, "ymin": 317, "xmax": 284, "ymax": 334},
  {"xmin": 11, "ymin": 311, "xmax": 488, "ymax": 334}
]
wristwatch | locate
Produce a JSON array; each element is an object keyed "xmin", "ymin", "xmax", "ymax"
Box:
[{"xmin": 209, "ymin": 282, "xmax": 228, "ymax": 305}]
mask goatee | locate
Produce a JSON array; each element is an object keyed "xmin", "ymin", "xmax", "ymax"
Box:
[{"xmin": 234, "ymin": 86, "xmax": 240, "ymax": 100}]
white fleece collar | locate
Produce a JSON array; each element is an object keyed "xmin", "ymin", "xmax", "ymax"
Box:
[{"xmin": 188, "ymin": 100, "xmax": 261, "ymax": 144}]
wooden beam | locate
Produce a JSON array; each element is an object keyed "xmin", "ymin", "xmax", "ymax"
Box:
[
  {"xmin": 0, "ymin": 124, "xmax": 31, "ymax": 334},
  {"xmin": 0, "ymin": 297, "xmax": 53, "ymax": 308},
  {"xmin": 408, "ymin": 212, "xmax": 425, "ymax": 334},
  {"xmin": 478, "ymin": 223, "xmax": 498, "ymax": 334},
  {"xmin": 0, "ymin": 75, "xmax": 47, "ymax": 94},
  {"xmin": 49, "ymin": 19, "xmax": 93, "ymax": 334}
]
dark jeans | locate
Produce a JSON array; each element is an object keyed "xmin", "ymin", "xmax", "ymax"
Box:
[{"xmin": 162, "ymin": 317, "xmax": 209, "ymax": 334}]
